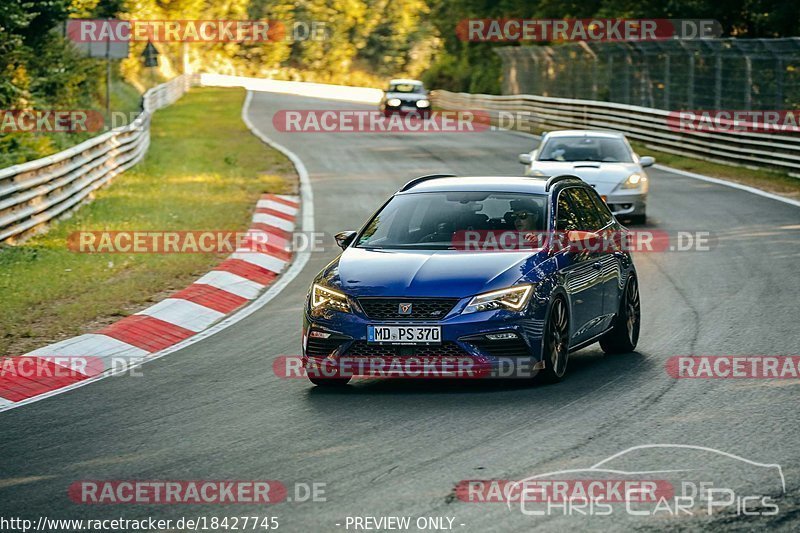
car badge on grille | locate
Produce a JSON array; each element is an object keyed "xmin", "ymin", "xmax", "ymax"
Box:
[{"xmin": 398, "ymin": 302, "xmax": 413, "ymax": 315}]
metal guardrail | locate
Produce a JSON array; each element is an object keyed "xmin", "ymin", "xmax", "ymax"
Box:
[
  {"xmin": 431, "ymin": 90, "xmax": 800, "ymax": 177},
  {"xmin": 0, "ymin": 75, "xmax": 192, "ymax": 244},
  {"xmin": 196, "ymin": 73, "xmax": 384, "ymax": 104}
]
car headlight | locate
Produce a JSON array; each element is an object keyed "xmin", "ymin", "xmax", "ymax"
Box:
[
  {"xmin": 462, "ymin": 285, "xmax": 533, "ymax": 314},
  {"xmin": 311, "ymin": 284, "xmax": 351, "ymax": 313},
  {"xmin": 619, "ymin": 173, "xmax": 647, "ymax": 190},
  {"xmin": 416, "ymin": 99, "xmax": 430, "ymax": 108},
  {"xmin": 386, "ymin": 98, "xmax": 401, "ymax": 107}
]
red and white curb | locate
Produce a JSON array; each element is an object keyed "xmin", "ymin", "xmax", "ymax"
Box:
[{"xmin": 0, "ymin": 193, "xmax": 300, "ymax": 408}]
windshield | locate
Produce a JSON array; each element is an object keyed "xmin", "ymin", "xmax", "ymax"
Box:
[
  {"xmin": 538, "ymin": 135, "xmax": 633, "ymax": 163},
  {"xmin": 356, "ymin": 191, "xmax": 548, "ymax": 249},
  {"xmin": 388, "ymin": 83, "xmax": 424, "ymax": 93}
]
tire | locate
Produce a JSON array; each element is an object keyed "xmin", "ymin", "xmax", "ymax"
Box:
[
  {"xmin": 600, "ymin": 275, "xmax": 641, "ymax": 354},
  {"xmin": 536, "ymin": 297, "xmax": 570, "ymax": 383},
  {"xmin": 627, "ymin": 214, "xmax": 647, "ymax": 225},
  {"xmin": 308, "ymin": 376, "xmax": 351, "ymax": 387}
]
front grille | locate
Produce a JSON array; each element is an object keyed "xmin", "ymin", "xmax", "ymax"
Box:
[
  {"xmin": 358, "ymin": 298, "xmax": 459, "ymax": 320},
  {"xmin": 306, "ymin": 334, "xmax": 349, "ymax": 358},
  {"xmin": 466, "ymin": 337, "xmax": 531, "ymax": 358},
  {"xmin": 344, "ymin": 341, "xmax": 469, "ymax": 358}
]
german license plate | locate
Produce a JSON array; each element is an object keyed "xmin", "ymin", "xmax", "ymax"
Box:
[{"xmin": 367, "ymin": 325, "xmax": 441, "ymax": 345}]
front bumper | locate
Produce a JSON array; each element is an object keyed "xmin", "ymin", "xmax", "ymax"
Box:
[
  {"xmin": 604, "ymin": 191, "xmax": 647, "ymax": 217},
  {"xmin": 302, "ymin": 301, "xmax": 547, "ymax": 379},
  {"xmin": 381, "ymin": 103, "xmax": 430, "ymax": 116}
]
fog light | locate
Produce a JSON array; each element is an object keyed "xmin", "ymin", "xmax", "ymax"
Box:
[{"xmin": 485, "ymin": 332, "xmax": 519, "ymax": 340}]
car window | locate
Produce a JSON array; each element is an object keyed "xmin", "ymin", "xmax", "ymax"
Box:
[
  {"xmin": 357, "ymin": 191, "xmax": 548, "ymax": 249},
  {"xmin": 566, "ymin": 188, "xmax": 605, "ymax": 231},
  {"xmin": 538, "ymin": 136, "xmax": 633, "ymax": 163},
  {"xmin": 556, "ymin": 191, "xmax": 580, "ymax": 231},
  {"xmin": 388, "ymin": 83, "xmax": 423, "ymax": 93},
  {"xmin": 587, "ymin": 189, "xmax": 615, "ymax": 226}
]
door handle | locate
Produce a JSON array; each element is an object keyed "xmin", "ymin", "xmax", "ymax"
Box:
[{"xmin": 592, "ymin": 261, "xmax": 602, "ymax": 270}]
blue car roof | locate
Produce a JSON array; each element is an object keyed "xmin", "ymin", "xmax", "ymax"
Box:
[{"xmin": 397, "ymin": 176, "xmax": 550, "ymax": 195}]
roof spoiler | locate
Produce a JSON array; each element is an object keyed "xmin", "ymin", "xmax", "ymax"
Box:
[
  {"xmin": 399, "ymin": 174, "xmax": 456, "ymax": 192},
  {"xmin": 545, "ymin": 174, "xmax": 583, "ymax": 191}
]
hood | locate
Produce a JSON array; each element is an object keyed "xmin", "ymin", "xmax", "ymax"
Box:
[
  {"xmin": 385, "ymin": 92, "xmax": 427, "ymax": 102},
  {"xmin": 318, "ymin": 247, "xmax": 544, "ymax": 298},
  {"xmin": 529, "ymin": 161, "xmax": 641, "ymax": 193}
]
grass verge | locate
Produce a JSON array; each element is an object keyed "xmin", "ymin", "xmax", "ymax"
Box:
[
  {"xmin": 0, "ymin": 87, "xmax": 296, "ymax": 356},
  {"xmin": 628, "ymin": 142, "xmax": 800, "ymax": 199}
]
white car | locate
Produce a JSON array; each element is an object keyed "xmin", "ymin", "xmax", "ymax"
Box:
[{"xmin": 519, "ymin": 130, "xmax": 654, "ymax": 223}]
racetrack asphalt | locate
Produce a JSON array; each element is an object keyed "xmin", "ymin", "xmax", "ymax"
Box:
[{"xmin": 1, "ymin": 91, "xmax": 798, "ymax": 532}]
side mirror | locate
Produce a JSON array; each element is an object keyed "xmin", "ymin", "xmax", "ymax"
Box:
[
  {"xmin": 334, "ymin": 230, "xmax": 357, "ymax": 250},
  {"xmin": 518, "ymin": 153, "xmax": 532, "ymax": 165},
  {"xmin": 639, "ymin": 156, "xmax": 655, "ymax": 167}
]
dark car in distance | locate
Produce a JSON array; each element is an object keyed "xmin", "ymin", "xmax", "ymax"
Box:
[{"xmin": 379, "ymin": 79, "xmax": 431, "ymax": 117}]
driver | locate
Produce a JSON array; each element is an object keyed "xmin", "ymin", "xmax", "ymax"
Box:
[{"xmin": 509, "ymin": 199, "xmax": 541, "ymax": 231}]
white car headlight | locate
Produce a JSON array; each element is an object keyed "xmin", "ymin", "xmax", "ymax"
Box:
[
  {"xmin": 463, "ymin": 285, "xmax": 533, "ymax": 314},
  {"xmin": 416, "ymin": 99, "xmax": 430, "ymax": 108},
  {"xmin": 619, "ymin": 173, "xmax": 647, "ymax": 190},
  {"xmin": 386, "ymin": 98, "xmax": 401, "ymax": 107},
  {"xmin": 311, "ymin": 284, "xmax": 351, "ymax": 313}
]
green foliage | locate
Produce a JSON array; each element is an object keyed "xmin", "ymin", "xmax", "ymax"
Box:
[
  {"xmin": 424, "ymin": 0, "xmax": 800, "ymax": 93},
  {"xmin": 3, "ymin": 0, "xmax": 799, "ymax": 164},
  {"xmin": 0, "ymin": 0, "xmax": 128, "ymax": 164}
]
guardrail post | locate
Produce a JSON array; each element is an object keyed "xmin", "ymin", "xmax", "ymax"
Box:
[
  {"xmin": 663, "ymin": 54, "xmax": 670, "ymax": 109},
  {"xmin": 744, "ymin": 55, "xmax": 753, "ymax": 110},
  {"xmin": 775, "ymin": 58, "xmax": 784, "ymax": 108},
  {"xmin": 714, "ymin": 52, "xmax": 722, "ymax": 110},
  {"xmin": 687, "ymin": 54, "xmax": 695, "ymax": 108}
]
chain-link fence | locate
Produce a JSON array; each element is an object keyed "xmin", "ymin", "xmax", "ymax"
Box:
[{"xmin": 496, "ymin": 38, "xmax": 800, "ymax": 111}]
